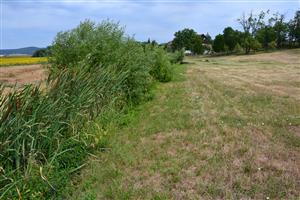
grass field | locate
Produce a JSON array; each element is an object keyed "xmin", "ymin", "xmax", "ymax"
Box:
[
  {"xmin": 0, "ymin": 56, "xmax": 48, "ymax": 66},
  {"xmin": 67, "ymin": 49, "xmax": 300, "ymax": 199}
]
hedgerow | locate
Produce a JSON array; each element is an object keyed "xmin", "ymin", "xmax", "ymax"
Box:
[{"xmin": 0, "ymin": 20, "xmax": 175, "ymax": 199}]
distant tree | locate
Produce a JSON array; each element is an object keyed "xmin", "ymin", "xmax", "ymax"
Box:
[
  {"xmin": 233, "ymin": 43, "xmax": 243, "ymax": 53},
  {"xmin": 237, "ymin": 11, "xmax": 269, "ymax": 53},
  {"xmin": 251, "ymin": 38, "xmax": 262, "ymax": 52},
  {"xmin": 172, "ymin": 28, "xmax": 203, "ymax": 54},
  {"xmin": 32, "ymin": 49, "xmax": 47, "ymax": 57},
  {"xmin": 212, "ymin": 34, "xmax": 225, "ymax": 52},
  {"xmin": 255, "ymin": 26, "xmax": 276, "ymax": 49},
  {"xmin": 193, "ymin": 36, "xmax": 204, "ymax": 54},
  {"xmin": 234, "ymin": 30, "xmax": 244, "ymax": 45},
  {"xmin": 268, "ymin": 41, "xmax": 277, "ymax": 49},
  {"xmin": 238, "ymin": 11, "xmax": 266, "ymax": 36},
  {"xmin": 271, "ymin": 13, "xmax": 288, "ymax": 48},
  {"xmin": 172, "ymin": 28, "xmax": 195, "ymax": 50},
  {"xmin": 240, "ymin": 33, "xmax": 254, "ymax": 54},
  {"xmin": 288, "ymin": 10, "xmax": 300, "ymax": 47},
  {"xmin": 151, "ymin": 40, "xmax": 158, "ymax": 46},
  {"xmin": 294, "ymin": 10, "xmax": 300, "ymax": 46},
  {"xmin": 223, "ymin": 27, "xmax": 238, "ymax": 51},
  {"xmin": 32, "ymin": 46, "xmax": 52, "ymax": 57}
]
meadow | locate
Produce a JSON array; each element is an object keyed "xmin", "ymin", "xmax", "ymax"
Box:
[
  {"xmin": 0, "ymin": 20, "xmax": 299, "ymax": 199},
  {"xmin": 67, "ymin": 49, "xmax": 300, "ymax": 199},
  {"xmin": 0, "ymin": 56, "xmax": 48, "ymax": 66}
]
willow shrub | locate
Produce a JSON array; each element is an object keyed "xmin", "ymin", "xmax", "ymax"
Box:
[
  {"xmin": 0, "ymin": 20, "xmax": 174, "ymax": 199},
  {"xmin": 145, "ymin": 45, "xmax": 173, "ymax": 82},
  {"xmin": 168, "ymin": 49, "xmax": 185, "ymax": 64}
]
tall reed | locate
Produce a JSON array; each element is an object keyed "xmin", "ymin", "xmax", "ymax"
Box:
[{"xmin": 0, "ymin": 20, "xmax": 177, "ymax": 199}]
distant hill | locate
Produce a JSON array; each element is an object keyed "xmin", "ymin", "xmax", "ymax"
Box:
[{"xmin": 0, "ymin": 47, "xmax": 42, "ymax": 56}]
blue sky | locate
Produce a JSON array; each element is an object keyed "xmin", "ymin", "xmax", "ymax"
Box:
[{"xmin": 1, "ymin": 0, "xmax": 299, "ymax": 49}]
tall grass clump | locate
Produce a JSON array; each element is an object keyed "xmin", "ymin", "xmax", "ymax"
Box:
[
  {"xmin": 168, "ymin": 49, "xmax": 185, "ymax": 64},
  {"xmin": 0, "ymin": 20, "xmax": 174, "ymax": 199},
  {"xmin": 144, "ymin": 45, "xmax": 174, "ymax": 82}
]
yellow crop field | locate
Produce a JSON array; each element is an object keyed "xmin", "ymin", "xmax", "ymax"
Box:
[{"xmin": 0, "ymin": 56, "xmax": 48, "ymax": 66}]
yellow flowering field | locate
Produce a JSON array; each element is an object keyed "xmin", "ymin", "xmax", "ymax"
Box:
[{"xmin": 0, "ymin": 56, "xmax": 48, "ymax": 66}]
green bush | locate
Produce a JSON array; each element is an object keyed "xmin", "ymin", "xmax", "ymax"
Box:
[
  {"xmin": 50, "ymin": 20, "xmax": 154, "ymax": 104},
  {"xmin": 169, "ymin": 49, "xmax": 185, "ymax": 64},
  {"xmin": 234, "ymin": 43, "xmax": 243, "ymax": 53},
  {"xmin": 0, "ymin": 20, "xmax": 174, "ymax": 199},
  {"xmin": 146, "ymin": 46, "xmax": 173, "ymax": 82},
  {"xmin": 268, "ymin": 41, "xmax": 277, "ymax": 50}
]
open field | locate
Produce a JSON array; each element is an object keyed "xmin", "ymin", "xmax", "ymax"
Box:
[
  {"xmin": 0, "ymin": 64, "xmax": 47, "ymax": 96},
  {"xmin": 67, "ymin": 49, "xmax": 300, "ymax": 199},
  {"xmin": 0, "ymin": 64, "xmax": 46, "ymax": 85},
  {"xmin": 0, "ymin": 56, "xmax": 48, "ymax": 66}
]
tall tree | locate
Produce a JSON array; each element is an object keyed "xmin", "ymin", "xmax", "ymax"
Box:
[
  {"xmin": 238, "ymin": 11, "xmax": 267, "ymax": 53},
  {"xmin": 172, "ymin": 28, "xmax": 203, "ymax": 54},
  {"xmin": 193, "ymin": 36, "xmax": 204, "ymax": 54},
  {"xmin": 223, "ymin": 27, "xmax": 238, "ymax": 51},
  {"xmin": 271, "ymin": 13, "xmax": 288, "ymax": 48},
  {"xmin": 288, "ymin": 10, "xmax": 300, "ymax": 47},
  {"xmin": 212, "ymin": 34, "xmax": 225, "ymax": 52},
  {"xmin": 255, "ymin": 26, "xmax": 276, "ymax": 49}
]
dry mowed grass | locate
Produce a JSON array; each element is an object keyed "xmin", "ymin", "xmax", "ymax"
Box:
[
  {"xmin": 68, "ymin": 49, "xmax": 300, "ymax": 199},
  {"xmin": 0, "ymin": 64, "xmax": 47, "ymax": 94}
]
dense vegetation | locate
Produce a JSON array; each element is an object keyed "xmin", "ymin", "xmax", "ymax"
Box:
[
  {"xmin": 0, "ymin": 20, "xmax": 181, "ymax": 199},
  {"xmin": 171, "ymin": 29, "xmax": 205, "ymax": 54},
  {"xmin": 167, "ymin": 10, "xmax": 299, "ymax": 55},
  {"xmin": 212, "ymin": 10, "xmax": 300, "ymax": 54},
  {"xmin": 32, "ymin": 46, "xmax": 52, "ymax": 57}
]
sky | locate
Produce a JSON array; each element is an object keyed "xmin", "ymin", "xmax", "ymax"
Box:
[{"xmin": 1, "ymin": 0, "xmax": 299, "ymax": 49}]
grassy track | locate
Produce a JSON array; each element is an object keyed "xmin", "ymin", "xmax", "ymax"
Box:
[{"xmin": 68, "ymin": 49, "xmax": 300, "ymax": 199}]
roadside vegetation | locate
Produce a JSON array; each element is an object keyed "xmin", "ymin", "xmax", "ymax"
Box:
[{"xmin": 0, "ymin": 20, "xmax": 182, "ymax": 199}]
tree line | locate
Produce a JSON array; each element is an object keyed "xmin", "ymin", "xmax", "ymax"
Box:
[
  {"xmin": 33, "ymin": 10, "xmax": 299, "ymax": 57},
  {"xmin": 169, "ymin": 10, "xmax": 300, "ymax": 55}
]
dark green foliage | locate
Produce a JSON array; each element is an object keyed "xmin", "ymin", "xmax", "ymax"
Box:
[
  {"xmin": 192, "ymin": 35, "xmax": 204, "ymax": 54},
  {"xmin": 172, "ymin": 28, "xmax": 203, "ymax": 54},
  {"xmin": 272, "ymin": 13, "xmax": 288, "ymax": 48},
  {"xmin": 32, "ymin": 46, "xmax": 52, "ymax": 57},
  {"xmin": 213, "ymin": 34, "xmax": 225, "ymax": 52},
  {"xmin": 0, "ymin": 20, "xmax": 174, "ymax": 199},
  {"xmin": 288, "ymin": 10, "xmax": 300, "ymax": 47},
  {"xmin": 223, "ymin": 27, "xmax": 239, "ymax": 51},
  {"xmin": 256, "ymin": 26, "xmax": 276, "ymax": 49}
]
